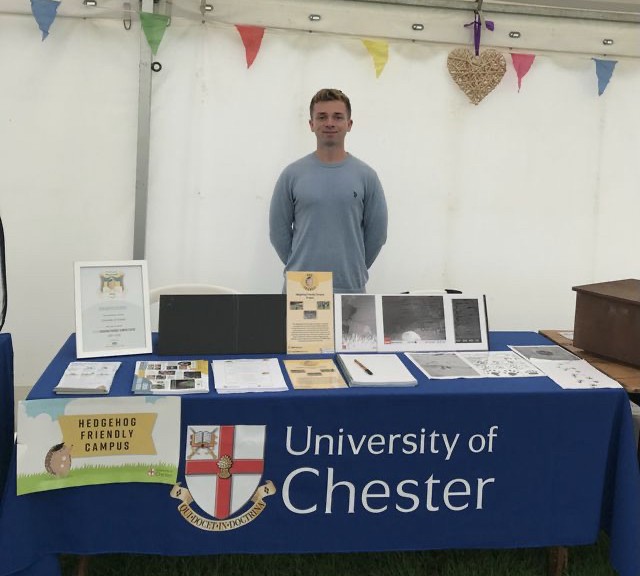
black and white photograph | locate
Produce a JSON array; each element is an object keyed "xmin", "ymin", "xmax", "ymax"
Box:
[
  {"xmin": 338, "ymin": 294, "xmax": 377, "ymax": 351},
  {"xmin": 452, "ymin": 298, "xmax": 483, "ymax": 343},
  {"xmin": 381, "ymin": 295, "xmax": 446, "ymax": 344},
  {"xmin": 407, "ymin": 352, "xmax": 481, "ymax": 379}
]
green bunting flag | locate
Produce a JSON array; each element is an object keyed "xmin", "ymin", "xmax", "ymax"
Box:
[{"xmin": 140, "ymin": 12, "xmax": 170, "ymax": 55}]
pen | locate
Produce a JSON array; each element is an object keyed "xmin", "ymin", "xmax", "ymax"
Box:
[{"xmin": 354, "ymin": 358, "xmax": 373, "ymax": 375}]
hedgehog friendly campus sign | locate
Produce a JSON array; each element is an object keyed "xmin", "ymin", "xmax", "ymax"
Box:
[{"xmin": 16, "ymin": 397, "xmax": 180, "ymax": 494}]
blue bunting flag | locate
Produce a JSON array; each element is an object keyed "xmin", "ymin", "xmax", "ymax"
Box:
[{"xmin": 31, "ymin": 0, "xmax": 61, "ymax": 40}]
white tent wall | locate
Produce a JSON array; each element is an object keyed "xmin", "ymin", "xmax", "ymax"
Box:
[
  {"xmin": 0, "ymin": 15, "xmax": 139, "ymax": 390},
  {"xmin": 146, "ymin": 19, "xmax": 640, "ymax": 320},
  {"xmin": 1, "ymin": 4, "xmax": 639, "ymax": 393}
]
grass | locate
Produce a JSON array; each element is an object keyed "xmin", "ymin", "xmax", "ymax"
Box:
[
  {"xmin": 60, "ymin": 532, "xmax": 616, "ymax": 576},
  {"xmin": 17, "ymin": 463, "xmax": 177, "ymax": 494}
]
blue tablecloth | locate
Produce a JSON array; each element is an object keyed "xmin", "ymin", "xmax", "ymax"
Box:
[
  {"xmin": 1, "ymin": 332, "xmax": 639, "ymax": 576},
  {"xmin": 0, "ymin": 334, "xmax": 13, "ymax": 498}
]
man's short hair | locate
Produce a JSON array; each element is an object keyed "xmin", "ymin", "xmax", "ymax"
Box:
[{"xmin": 310, "ymin": 89, "xmax": 351, "ymax": 119}]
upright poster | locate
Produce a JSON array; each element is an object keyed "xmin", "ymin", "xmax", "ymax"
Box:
[{"xmin": 286, "ymin": 271, "xmax": 334, "ymax": 353}]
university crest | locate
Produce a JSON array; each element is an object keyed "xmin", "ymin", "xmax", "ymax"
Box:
[{"xmin": 170, "ymin": 425, "xmax": 275, "ymax": 531}]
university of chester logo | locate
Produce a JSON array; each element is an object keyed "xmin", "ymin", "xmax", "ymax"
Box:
[{"xmin": 170, "ymin": 425, "xmax": 275, "ymax": 531}]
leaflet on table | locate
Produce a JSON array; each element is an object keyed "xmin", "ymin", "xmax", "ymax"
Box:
[
  {"xmin": 336, "ymin": 353, "xmax": 417, "ymax": 387},
  {"xmin": 132, "ymin": 360, "xmax": 209, "ymax": 394},
  {"xmin": 286, "ymin": 271, "xmax": 335, "ymax": 354},
  {"xmin": 406, "ymin": 351, "xmax": 543, "ymax": 379},
  {"xmin": 54, "ymin": 361, "xmax": 121, "ymax": 394},
  {"xmin": 16, "ymin": 396, "xmax": 180, "ymax": 494},
  {"xmin": 508, "ymin": 345, "xmax": 581, "ymax": 363},
  {"xmin": 509, "ymin": 345, "xmax": 622, "ymax": 389},
  {"xmin": 283, "ymin": 358, "xmax": 347, "ymax": 389},
  {"xmin": 211, "ymin": 358, "xmax": 288, "ymax": 393},
  {"xmin": 334, "ymin": 293, "xmax": 489, "ymax": 353}
]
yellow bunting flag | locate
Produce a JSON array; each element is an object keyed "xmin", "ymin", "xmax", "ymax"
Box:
[
  {"xmin": 59, "ymin": 412, "xmax": 158, "ymax": 457},
  {"xmin": 140, "ymin": 12, "xmax": 169, "ymax": 55},
  {"xmin": 362, "ymin": 39, "xmax": 389, "ymax": 78}
]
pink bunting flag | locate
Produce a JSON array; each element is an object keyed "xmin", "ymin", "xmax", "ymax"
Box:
[
  {"xmin": 510, "ymin": 53, "xmax": 535, "ymax": 92},
  {"xmin": 235, "ymin": 25, "xmax": 265, "ymax": 68}
]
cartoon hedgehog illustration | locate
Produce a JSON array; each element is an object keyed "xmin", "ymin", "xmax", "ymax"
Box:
[{"xmin": 44, "ymin": 443, "xmax": 72, "ymax": 477}]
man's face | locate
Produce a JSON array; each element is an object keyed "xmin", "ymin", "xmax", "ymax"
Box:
[{"xmin": 309, "ymin": 100, "xmax": 352, "ymax": 148}]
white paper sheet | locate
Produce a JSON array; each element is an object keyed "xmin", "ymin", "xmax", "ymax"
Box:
[
  {"xmin": 406, "ymin": 351, "xmax": 543, "ymax": 379},
  {"xmin": 531, "ymin": 359, "xmax": 622, "ymax": 389},
  {"xmin": 212, "ymin": 358, "xmax": 288, "ymax": 394}
]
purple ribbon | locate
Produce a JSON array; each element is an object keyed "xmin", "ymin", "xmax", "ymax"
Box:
[{"xmin": 464, "ymin": 11, "xmax": 494, "ymax": 56}]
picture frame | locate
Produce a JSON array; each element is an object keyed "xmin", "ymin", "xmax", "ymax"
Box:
[
  {"xmin": 334, "ymin": 293, "xmax": 489, "ymax": 353},
  {"xmin": 74, "ymin": 260, "xmax": 152, "ymax": 358}
]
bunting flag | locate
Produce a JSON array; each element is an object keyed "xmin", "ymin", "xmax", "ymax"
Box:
[
  {"xmin": 22, "ymin": 9, "xmax": 622, "ymax": 102},
  {"xmin": 592, "ymin": 58, "xmax": 618, "ymax": 96},
  {"xmin": 30, "ymin": 0, "xmax": 60, "ymax": 40},
  {"xmin": 510, "ymin": 53, "xmax": 535, "ymax": 91},
  {"xmin": 235, "ymin": 25, "xmax": 266, "ymax": 68},
  {"xmin": 362, "ymin": 40, "xmax": 389, "ymax": 78},
  {"xmin": 140, "ymin": 12, "xmax": 170, "ymax": 55}
]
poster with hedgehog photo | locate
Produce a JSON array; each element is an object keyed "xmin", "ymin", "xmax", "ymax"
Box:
[{"xmin": 16, "ymin": 396, "xmax": 180, "ymax": 495}]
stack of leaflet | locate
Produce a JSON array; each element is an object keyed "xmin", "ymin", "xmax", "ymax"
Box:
[
  {"xmin": 336, "ymin": 353, "xmax": 418, "ymax": 387},
  {"xmin": 212, "ymin": 358, "xmax": 289, "ymax": 394},
  {"xmin": 132, "ymin": 360, "xmax": 209, "ymax": 394},
  {"xmin": 54, "ymin": 362, "xmax": 121, "ymax": 395},
  {"xmin": 283, "ymin": 359, "xmax": 347, "ymax": 389},
  {"xmin": 509, "ymin": 345, "xmax": 622, "ymax": 389}
]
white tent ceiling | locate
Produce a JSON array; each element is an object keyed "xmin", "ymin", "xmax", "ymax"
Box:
[
  {"xmin": 6, "ymin": 0, "xmax": 639, "ymax": 57},
  {"xmin": 4, "ymin": 0, "xmax": 640, "ymax": 22}
]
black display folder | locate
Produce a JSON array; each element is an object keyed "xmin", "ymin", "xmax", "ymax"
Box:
[{"xmin": 157, "ymin": 294, "xmax": 287, "ymax": 355}]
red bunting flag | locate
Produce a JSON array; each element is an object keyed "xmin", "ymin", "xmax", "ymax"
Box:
[
  {"xmin": 510, "ymin": 53, "xmax": 535, "ymax": 91},
  {"xmin": 235, "ymin": 25, "xmax": 265, "ymax": 68}
]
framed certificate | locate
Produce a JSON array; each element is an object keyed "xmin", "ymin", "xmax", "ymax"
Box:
[{"xmin": 74, "ymin": 260, "xmax": 152, "ymax": 358}]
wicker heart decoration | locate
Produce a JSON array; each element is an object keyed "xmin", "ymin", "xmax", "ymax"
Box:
[{"xmin": 447, "ymin": 48, "xmax": 506, "ymax": 105}]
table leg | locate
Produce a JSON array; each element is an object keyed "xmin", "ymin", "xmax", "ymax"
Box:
[
  {"xmin": 75, "ymin": 556, "xmax": 90, "ymax": 576},
  {"xmin": 548, "ymin": 546, "xmax": 568, "ymax": 576}
]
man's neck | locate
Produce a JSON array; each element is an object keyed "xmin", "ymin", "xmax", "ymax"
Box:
[{"xmin": 315, "ymin": 147, "xmax": 348, "ymax": 164}]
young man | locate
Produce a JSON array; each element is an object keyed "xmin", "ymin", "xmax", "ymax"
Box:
[{"xmin": 269, "ymin": 88, "xmax": 388, "ymax": 293}]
